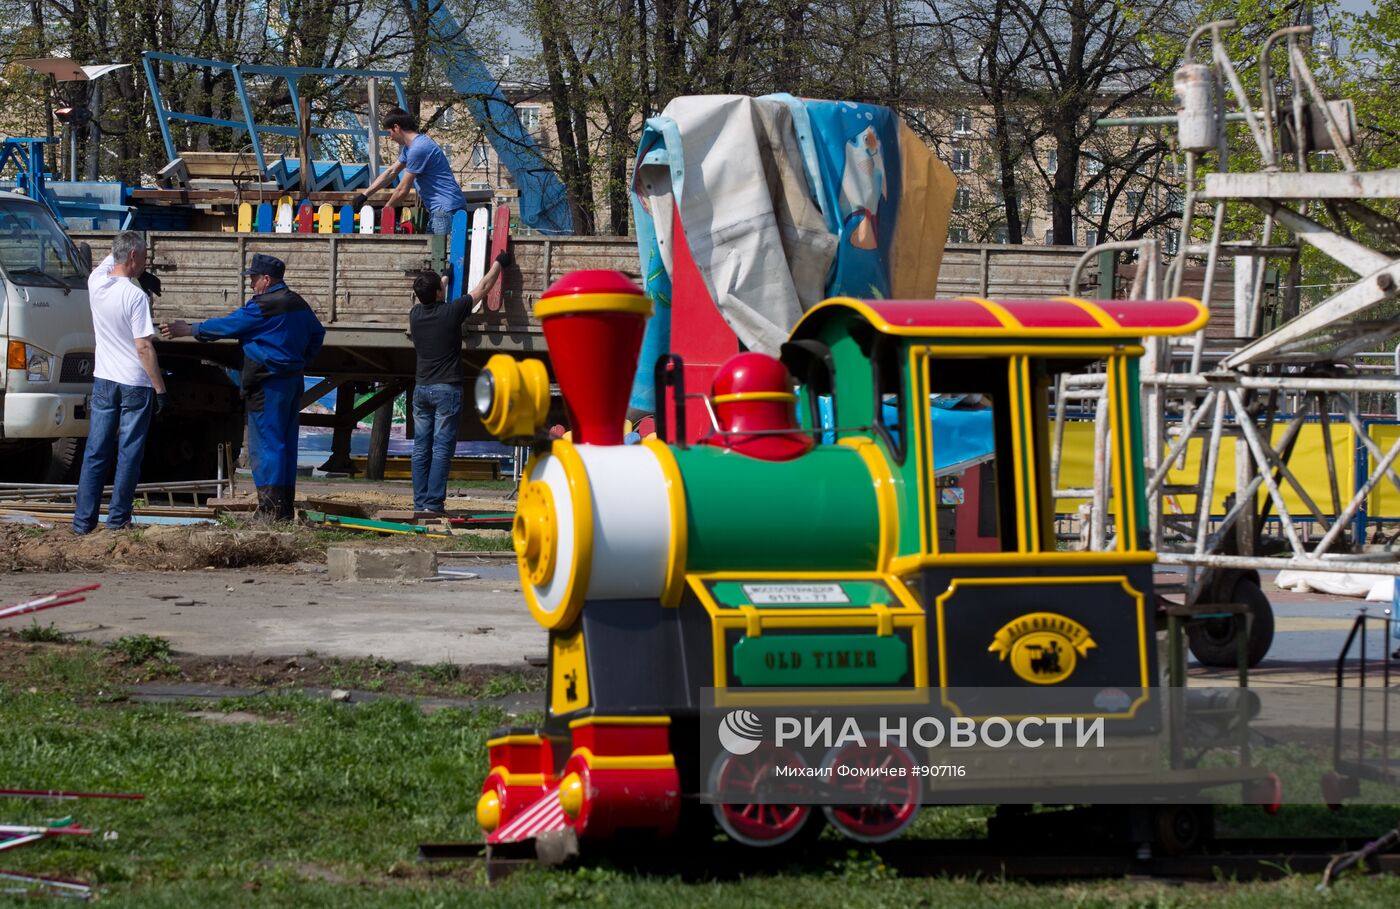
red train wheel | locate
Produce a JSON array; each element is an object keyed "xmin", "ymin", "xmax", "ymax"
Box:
[
  {"xmin": 821, "ymin": 743, "xmax": 920, "ymax": 843},
  {"xmin": 709, "ymin": 746, "xmax": 815, "ymax": 847}
]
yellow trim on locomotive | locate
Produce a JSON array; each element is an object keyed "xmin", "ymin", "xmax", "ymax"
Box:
[
  {"xmin": 686, "ymin": 572, "xmax": 930, "ymax": 706},
  {"xmin": 568, "ymin": 715, "xmax": 672, "ymax": 728},
  {"xmin": 888, "ymin": 550, "xmax": 1156, "ymax": 574},
  {"xmin": 837, "ymin": 436, "xmax": 899, "ymax": 570},
  {"xmin": 485, "ymin": 733, "xmax": 547, "ymax": 749},
  {"xmin": 485, "ymin": 766, "xmax": 549, "ymax": 787},
  {"xmin": 642, "ymin": 437, "xmax": 689, "ymax": 608},
  {"xmin": 711, "ymin": 391, "xmax": 798, "ymax": 404},
  {"xmin": 568, "ymin": 747, "xmax": 677, "ymax": 771},
  {"xmin": 518, "ymin": 439, "xmax": 595, "ymax": 631},
  {"xmin": 534, "ymin": 291, "xmax": 655, "ymax": 319}
]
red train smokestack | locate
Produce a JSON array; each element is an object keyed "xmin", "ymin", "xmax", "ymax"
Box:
[{"xmin": 536, "ymin": 271, "xmax": 653, "ymax": 445}]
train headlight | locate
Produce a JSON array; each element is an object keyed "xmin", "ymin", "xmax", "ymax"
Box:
[
  {"xmin": 558, "ymin": 772, "xmax": 584, "ymax": 820},
  {"xmin": 473, "ymin": 370, "xmax": 494, "ymax": 417},
  {"xmin": 477, "ymin": 354, "xmax": 550, "ymax": 441},
  {"xmin": 475, "ymin": 791, "xmax": 502, "ymax": 832}
]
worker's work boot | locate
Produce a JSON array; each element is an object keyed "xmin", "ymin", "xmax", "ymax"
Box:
[
  {"xmin": 252, "ymin": 486, "xmax": 280, "ymax": 523},
  {"xmin": 276, "ymin": 487, "xmax": 297, "ymax": 522}
]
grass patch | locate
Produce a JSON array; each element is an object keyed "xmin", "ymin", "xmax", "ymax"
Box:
[
  {"xmin": 2, "ymin": 649, "xmax": 1399, "ymax": 906},
  {"xmin": 109, "ymin": 634, "xmax": 174, "ymax": 666},
  {"xmin": 440, "ymin": 531, "xmax": 514, "ymax": 552},
  {"xmin": 18, "ymin": 620, "xmax": 70, "ymax": 643}
]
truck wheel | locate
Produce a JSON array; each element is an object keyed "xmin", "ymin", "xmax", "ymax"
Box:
[
  {"xmin": 1187, "ymin": 578, "xmax": 1275, "ymax": 668},
  {"xmin": 0, "ymin": 443, "xmax": 49, "ymax": 482},
  {"xmin": 43, "ymin": 437, "xmax": 84, "ymax": 484}
]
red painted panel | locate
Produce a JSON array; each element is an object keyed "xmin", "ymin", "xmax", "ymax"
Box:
[
  {"xmin": 669, "ymin": 208, "xmax": 739, "ymax": 445},
  {"xmin": 864, "ymin": 299, "xmax": 1003, "ymax": 329},
  {"xmin": 1098, "ymin": 299, "xmax": 1205, "ymax": 330}
]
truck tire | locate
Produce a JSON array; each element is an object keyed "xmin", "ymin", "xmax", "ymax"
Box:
[
  {"xmin": 43, "ymin": 437, "xmax": 84, "ymax": 484},
  {"xmin": 1187, "ymin": 578, "xmax": 1275, "ymax": 668},
  {"xmin": 139, "ymin": 358, "xmax": 243, "ymax": 484},
  {"xmin": 0, "ymin": 438, "xmax": 83, "ymax": 484}
]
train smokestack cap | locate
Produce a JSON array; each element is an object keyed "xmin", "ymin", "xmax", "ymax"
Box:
[{"xmin": 534, "ymin": 270, "xmax": 653, "ymax": 446}]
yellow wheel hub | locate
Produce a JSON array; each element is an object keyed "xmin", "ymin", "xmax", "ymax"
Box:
[{"xmin": 514, "ymin": 481, "xmax": 558, "ymax": 587}]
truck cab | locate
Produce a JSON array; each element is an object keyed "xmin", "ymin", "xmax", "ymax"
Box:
[{"xmin": 0, "ymin": 191, "xmax": 94, "ymax": 479}]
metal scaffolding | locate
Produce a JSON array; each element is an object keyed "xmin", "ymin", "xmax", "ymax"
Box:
[{"xmin": 1061, "ymin": 20, "xmax": 1400, "ymax": 630}]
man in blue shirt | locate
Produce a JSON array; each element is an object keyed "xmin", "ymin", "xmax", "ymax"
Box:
[
  {"xmin": 162, "ymin": 254, "xmax": 325, "ymax": 520},
  {"xmin": 353, "ymin": 107, "xmax": 467, "ymax": 235}
]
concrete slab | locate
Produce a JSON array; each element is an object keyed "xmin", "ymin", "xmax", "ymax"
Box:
[
  {"xmin": 0, "ymin": 568, "xmax": 545, "ymax": 667},
  {"xmin": 327, "ymin": 546, "xmax": 437, "ymax": 581}
]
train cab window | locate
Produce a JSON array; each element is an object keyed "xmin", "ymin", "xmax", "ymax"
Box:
[
  {"xmin": 920, "ymin": 350, "xmax": 1142, "ymax": 557},
  {"xmin": 872, "ymin": 336, "xmax": 906, "ymax": 463},
  {"xmin": 924, "ymin": 360, "xmax": 1017, "ymax": 552},
  {"xmin": 781, "ymin": 340, "xmax": 836, "ymax": 444}
]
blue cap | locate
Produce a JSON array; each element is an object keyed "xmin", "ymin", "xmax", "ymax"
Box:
[{"xmin": 242, "ymin": 253, "xmax": 285, "ymax": 280}]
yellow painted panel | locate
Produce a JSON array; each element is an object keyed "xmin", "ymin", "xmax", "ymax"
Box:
[
  {"xmin": 550, "ymin": 627, "xmax": 590, "ymax": 715},
  {"xmin": 1052, "ymin": 420, "xmax": 1375, "ymax": 518}
]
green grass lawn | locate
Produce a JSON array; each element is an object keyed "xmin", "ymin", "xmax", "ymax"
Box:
[{"xmin": 3, "ymin": 652, "xmax": 1400, "ymax": 906}]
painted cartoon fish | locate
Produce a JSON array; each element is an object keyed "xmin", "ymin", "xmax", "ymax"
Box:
[{"xmin": 839, "ymin": 126, "xmax": 887, "ymax": 250}]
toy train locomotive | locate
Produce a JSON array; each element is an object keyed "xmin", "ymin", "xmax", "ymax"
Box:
[{"xmin": 469, "ymin": 269, "xmax": 1258, "ymax": 849}]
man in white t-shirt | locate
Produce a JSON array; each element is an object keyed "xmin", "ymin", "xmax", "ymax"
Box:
[{"xmin": 73, "ymin": 231, "xmax": 169, "ymax": 534}]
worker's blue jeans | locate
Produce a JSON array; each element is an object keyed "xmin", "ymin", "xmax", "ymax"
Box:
[
  {"xmin": 248, "ymin": 373, "xmax": 303, "ymax": 492},
  {"xmin": 428, "ymin": 208, "xmax": 465, "ymax": 236},
  {"xmin": 73, "ymin": 378, "xmax": 155, "ymax": 534},
  {"xmin": 412, "ymin": 383, "xmax": 462, "ymax": 513}
]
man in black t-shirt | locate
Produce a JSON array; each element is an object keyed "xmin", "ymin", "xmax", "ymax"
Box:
[{"xmin": 408, "ymin": 250, "xmax": 510, "ymax": 514}]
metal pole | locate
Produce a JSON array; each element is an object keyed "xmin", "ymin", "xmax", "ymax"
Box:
[{"xmin": 367, "ymin": 79, "xmax": 382, "ymax": 179}]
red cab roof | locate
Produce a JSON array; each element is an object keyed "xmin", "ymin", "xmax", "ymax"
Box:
[{"xmin": 793, "ymin": 296, "xmax": 1208, "ymax": 340}]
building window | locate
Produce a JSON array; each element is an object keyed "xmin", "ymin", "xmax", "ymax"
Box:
[
  {"xmin": 1087, "ymin": 191, "xmax": 1105, "ymax": 215},
  {"xmin": 993, "ymin": 224, "xmax": 1009, "ymax": 244},
  {"xmin": 1168, "ymin": 190, "xmax": 1184, "ymax": 213},
  {"xmin": 440, "ymin": 107, "xmax": 457, "ymax": 127},
  {"xmin": 1047, "ymin": 149, "xmax": 1058, "ymax": 173},
  {"xmin": 518, "ymin": 106, "xmax": 541, "ymax": 132},
  {"xmin": 1127, "ymin": 191, "xmax": 1144, "ymax": 214},
  {"xmin": 469, "ymin": 182, "xmax": 491, "ymax": 190},
  {"xmin": 1044, "ymin": 229, "xmax": 1055, "ymax": 245},
  {"xmin": 953, "ymin": 110, "xmax": 973, "ymax": 135},
  {"xmin": 954, "ymin": 187, "xmax": 971, "ymax": 211},
  {"xmin": 471, "ymin": 144, "xmax": 490, "ymax": 168},
  {"xmin": 949, "ymin": 227, "xmax": 970, "ymax": 243},
  {"xmin": 1165, "ymin": 230, "xmax": 1180, "ymax": 255},
  {"xmin": 1085, "ymin": 228, "xmax": 1099, "ymax": 247},
  {"xmin": 1085, "ymin": 156, "xmax": 1103, "ymax": 175},
  {"xmin": 951, "ymin": 149, "xmax": 972, "ymax": 173}
]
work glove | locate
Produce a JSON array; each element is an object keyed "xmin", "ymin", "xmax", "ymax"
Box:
[
  {"xmin": 137, "ymin": 271, "xmax": 163, "ymax": 297},
  {"xmin": 352, "ymin": 192, "xmax": 368, "ymax": 211},
  {"xmin": 155, "ymin": 393, "xmax": 169, "ymax": 416},
  {"xmin": 494, "ymin": 248, "xmax": 514, "ymax": 269}
]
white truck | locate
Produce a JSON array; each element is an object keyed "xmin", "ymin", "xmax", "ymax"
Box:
[{"xmin": 0, "ymin": 191, "xmax": 94, "ymax": 481}]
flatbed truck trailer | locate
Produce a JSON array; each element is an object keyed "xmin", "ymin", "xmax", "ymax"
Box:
[{"xmin": 54, "ymin": 229, "xmax": 1095, "ymax": 479}]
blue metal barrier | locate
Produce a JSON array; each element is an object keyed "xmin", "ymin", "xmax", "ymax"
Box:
[{"xmin": 142, "ymin": 52, "xmax": 408, "ymax": 190}]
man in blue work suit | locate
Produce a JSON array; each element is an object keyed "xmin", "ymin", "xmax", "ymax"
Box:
[
  {"xmin": 162, "ymin": 254, "xmax": 325, "ymax": 520},
  {"xmin": 353, "ymin": 107, "xmax": 466, "ymax": 235}
]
